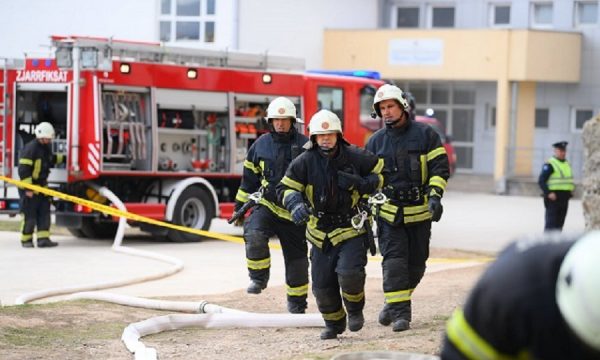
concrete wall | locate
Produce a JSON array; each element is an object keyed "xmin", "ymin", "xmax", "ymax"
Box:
[
  {"xmin": 237, "ymin": 0, "xmax": 378, "ymax": 69},
  {"xmin": 0, "ymin": 0, "xmax": 237, "ymax": 58},
  {"xmin": 323, "ymin": 29, "xmax": 581, "ymax": 83}
]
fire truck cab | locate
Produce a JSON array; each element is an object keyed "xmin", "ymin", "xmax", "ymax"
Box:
[{"xmin": 0, "ymin": 36, "xmax": 383, "ymax": 241}]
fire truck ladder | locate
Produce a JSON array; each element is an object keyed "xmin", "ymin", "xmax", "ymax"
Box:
[
  {"xmin": 0, "ymin": 58, "xmax": 9, "ymax": 198},
  {"xmin": 51, "ymin": 36, "xmax": 306, "ymax": 71},
  {"xmin": 0, "ymin": 59, "xmax": 9, "ymax": 179}
]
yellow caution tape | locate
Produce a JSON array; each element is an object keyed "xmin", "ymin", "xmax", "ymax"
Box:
[
  {"xmin": 0, "ymin": 175, "xmax": 284, "ymax": 249},
  {"xmin": 0, "ymin": 175, "xmax": 494, "ymax": 264}
]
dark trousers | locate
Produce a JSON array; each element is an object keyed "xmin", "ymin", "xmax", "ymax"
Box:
[
  {"xmin": 243, "ymin": 205, "xmax": 309, "ymax": 306},
  {"xmin": 311, "ymin": 235, "xmax": 367, "ymax": 328},
  {"xmin": 19, "ymin": 191, "xmax": 51, "ymax": 243},
  {"xmin": 377, "ymin": 220, "xmax": 431, "ymax": 322},
  {"xmin": 544, "ymin": 195, "xmax": 570, "ymax": 231}
]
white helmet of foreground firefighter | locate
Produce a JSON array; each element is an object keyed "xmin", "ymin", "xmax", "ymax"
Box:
[
  {"xmin": 556, "ymin": 231, "xmax": 600, "ymax": 352},
  {"xmin": 266, "ymin": 97, "xmax": 298, "ymax": 140},
  {"xmin": 307, "ymin": 109, "xmax": 345, "ymax": 155},
  {"xmin": 35, "ymin": 122, "xmax": 55, "ymax": 140},
  {"xmin": 372, "ymin": 84, "xmax": 411, "ymax": 128}
]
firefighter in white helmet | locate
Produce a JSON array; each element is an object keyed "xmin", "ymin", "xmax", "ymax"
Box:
[
  {"xmin": 366, "ymin": 84, "xmax": 449, "ymax": 332},
  {"xmin": 442, "ymin": 231, "xmax": 600, "ymax": 359},
  {"xmin": 18, "ymin": 122, "xmax": 64, "ymax": 248},
  {"xmin": 233, "ymin": 97, "xmax": 310, "ymax": 314},
  {"xmin": 277, "ymin": 109, "xmax": 384, "ymax": 340}
]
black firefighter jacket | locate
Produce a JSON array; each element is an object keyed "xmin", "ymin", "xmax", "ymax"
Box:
[
  {"xmin": 365, "ymin": 120, "xmax": 449, "ymax": 225},
  {"xmin": 277, "ymin": 141, "xmax": 383, "ymax": 250},
  {"xmin": 235, "ymin": 129, "xmax": 308, "ymax": 221},
  {"xmin": 18, "ymin": 139, "xmax": 64, "ymax": 186}
]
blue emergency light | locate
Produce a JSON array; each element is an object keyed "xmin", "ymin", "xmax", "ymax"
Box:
[{"xmin": 307, "ymin": 70, "xmax": 381, "ymax": 80}]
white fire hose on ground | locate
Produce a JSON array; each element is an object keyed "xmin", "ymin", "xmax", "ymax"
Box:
[{"xmin": 16, "ymin": 184, "xmax": 324, "ymax": 360}]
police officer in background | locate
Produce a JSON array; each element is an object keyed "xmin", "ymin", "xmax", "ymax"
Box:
[
  {"xmin": 366, "ymin": 84, "xmax": 449, "ymax": 332},
  {"xmin": 18, "ymin": 122, "xmax": 64, "ymax": 248},
  {"xmin": 442, "ymin": 231, "xmax": 600, "ymax": 359},
  {"xmin": 277, "ymin": 109, "xmax": 383, "ymax": 340},
  {"xmin": 233, "ymin": 97, "xmax": 310, "ymax": 314},
  {"xmin": 538, "ymin": 141, "xmax": 574, "ymax": 231}
]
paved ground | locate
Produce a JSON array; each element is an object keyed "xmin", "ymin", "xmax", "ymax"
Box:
[{"xmin": 0, "ymin": 190, "xmax": 585, "ymax": 306}]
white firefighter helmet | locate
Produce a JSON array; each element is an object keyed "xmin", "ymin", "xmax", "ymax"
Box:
[
  {"xmin": 372, "ymin": 84, "xmax": 410, "ymax": 117},
  {"xmin": 556, "ymin": 231, "xmax": 600, "ymax": 351},
  {"xmin": 266, "ymin": 97, "xmax": 297, "ymax": 121},
  {"xmin": 308, "ymin": 109, "xmax": 343, "ymax": 137},
  {"xmin": 35, "ymin": 122, "xmax": 55, "ymax": 139}
]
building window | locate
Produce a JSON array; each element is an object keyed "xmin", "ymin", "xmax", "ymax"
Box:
[
  {"xmin": 159, "ymin": 0, "xmax": 216, "ymax": 43},
  {"xmin": 531, "ymin": 2, "xmax": 553, "ymax": 28},
  {"xmin": 430, "ymin": 6, "xmax": 455, "ymax": 28},
  {"xmin": 395, "ymin": 7, "xmax": 420, "ymax": 28},
  {"xmin": 535, "ymin": 108, "xmax": 549, "ymax": 129},
  {"xmin": 317, "ymin": 87, "xmax": 344, "ymax": 126},
  {"xmin": 490, "ymin": 4, "xmax": 511, "ymax": 26},
  {"xmin": 488, "ymin": 106, "xmax": 496, "ymax": 128},
  {"xmin": 575, "ymin": 1, "xmax": 598, "ymax": 26},
  {"xmin": 572, "ymin": 108, "xmax": 594, "ymax": 131}
]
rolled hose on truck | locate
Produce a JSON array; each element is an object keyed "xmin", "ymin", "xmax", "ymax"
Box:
[{"xmin": 1, "ymin": 175, "xmax": 322, "ymax": 360}]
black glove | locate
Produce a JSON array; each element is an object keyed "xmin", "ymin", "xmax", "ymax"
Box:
[
  {"xmin": 290, "ymin": 202, "xmax": 310, "ymax": 225},
  {"xmin": 284, "ymin": 192, "xmax": 311, "ymax": 225},
  {"xmin": 337, "ymin": 171, "xmax": 379, "ymax": 194},
  {"xmin": 428, "ymin": 196, "xmax": 443, "ymax": 222},
  {"xmin": 337, "ymin": 171, "xmax": 361, "ymax": 191},
  {"xmin": 232, "ymin": 200, "xmax": 246, "ymax": 226},
  {"xmin": 234, "ymin": 200, "xmax": 244, "ymax": 213}
]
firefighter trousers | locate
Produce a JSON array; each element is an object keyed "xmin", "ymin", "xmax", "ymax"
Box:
[
  {"xmin": 243, "ymin": 205, "xmax": 309, "ymax": 307},
  {"xmin": 311, "ymin": 235, "xmax": 368, "ymax": 330},
  {"xmin": 377, "ymin": 220, "xmax": 431, "ymax": 322},
  {"xmin": 19, "ymin": 191, "xmax": 51, "ymax": 243}
]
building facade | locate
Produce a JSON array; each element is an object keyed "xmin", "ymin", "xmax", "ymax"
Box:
[
  {"xmin": 1, "ymin": 0, "xmax": 596, "ymax": 191},
  {"xmin": 326, "ymin": 0, "xmax": 598, "ymax": 191}
]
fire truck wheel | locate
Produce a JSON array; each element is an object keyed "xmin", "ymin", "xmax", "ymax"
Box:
[
  {"xmin": 80, "ymin": 218, "xmax": 119, "ymax": 239},
  {"xmin": 168, "ymin": 186, "xmax": 215, "ymax": 242},
  {"xmin": 66, "ymin": 227, "xmax": 86, "ymax": 237}
]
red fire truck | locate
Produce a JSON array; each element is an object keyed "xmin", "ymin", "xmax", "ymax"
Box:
[{"xmin": 0, "ymin": 36, "xmax": 384, "ymax": 241}]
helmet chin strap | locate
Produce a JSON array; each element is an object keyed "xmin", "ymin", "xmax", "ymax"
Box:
[
  {"xmin": 318, "ymin": 143, "xmax": 338, "ymax": 156},
  {"xmin": 384, "ymin": 118, "xmax": 400, "ymax": 128}
]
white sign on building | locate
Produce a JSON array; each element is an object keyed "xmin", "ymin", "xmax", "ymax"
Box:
[{"xmin": 388, "ymin": 39, "xmax": 444, "ymax": 66}]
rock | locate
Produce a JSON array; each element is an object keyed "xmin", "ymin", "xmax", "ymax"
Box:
[{"xmin": 582, "ymin": 114, "xmax": 600, "ymax": 230}]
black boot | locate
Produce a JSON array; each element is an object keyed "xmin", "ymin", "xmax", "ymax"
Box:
[
  {"xmin": 378, "ymin": 305, "xmax": 392, "ymax": 326},
  {"xmin": 246, "ymin": 280, "xmax": 266, "ymax": 294},
  {"xmin": 392, "ymin": 319, "xmax": 410, "ymax": 332},
  {"xmin": 287, "ymin": 301, "xmax": 306, "ymax": 314},
  {"xmin": 348, "ymin": 311, "xmax": 364, "ymax": 332},
  {"xmin": 37, "ymin": 239, "xmax": 58, "ymax": 248},
  {"xmin": 320, "ymin": 318, "xmax": 346, "ymax": 340},
  {"xmin": 21, "ymin": 240, "xmax": 34, "ymax": 248}
]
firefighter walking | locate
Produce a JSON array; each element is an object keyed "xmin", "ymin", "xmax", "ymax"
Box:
[
  {"xmin": 18, "ymin": 122, "xmax": 64, "ymax": 248},
  {"xmin": 442, "ymin": 231, "xmax": 600, "ymax": 359},
  {"xmin": 366, "ymin": 84, "xmax": 449, "ymax": 332},
  {"xmin": 277, "ymin": 109, "xmax": 383, "ymax": 340},
  {"xmin": 233, "ymin": 97, "xmax": 310, "ymax": 314},
  {"xmin": 538, "ymin": 141, "xmax": 574, "ymax": 231}
]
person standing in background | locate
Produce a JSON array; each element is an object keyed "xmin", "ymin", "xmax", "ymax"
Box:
[{"xmin": 538, "ymin": 141, "xmax": 574, "ymax": 231}]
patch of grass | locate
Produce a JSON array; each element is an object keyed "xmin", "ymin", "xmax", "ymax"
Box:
[
  {"xmin": 0, "ymin": 322, "xmax": 123, "ymax": 348},
  {"xmin": 0, "ymin": 220, "xmax": 21, "ymax": 232},
  {"xmin": 0, "ymin": 301, "xmax": 128, "ymax": 348},
  {"xmin": 0, "ymin": 220, "xmax": 69, "ymax": 235}
]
